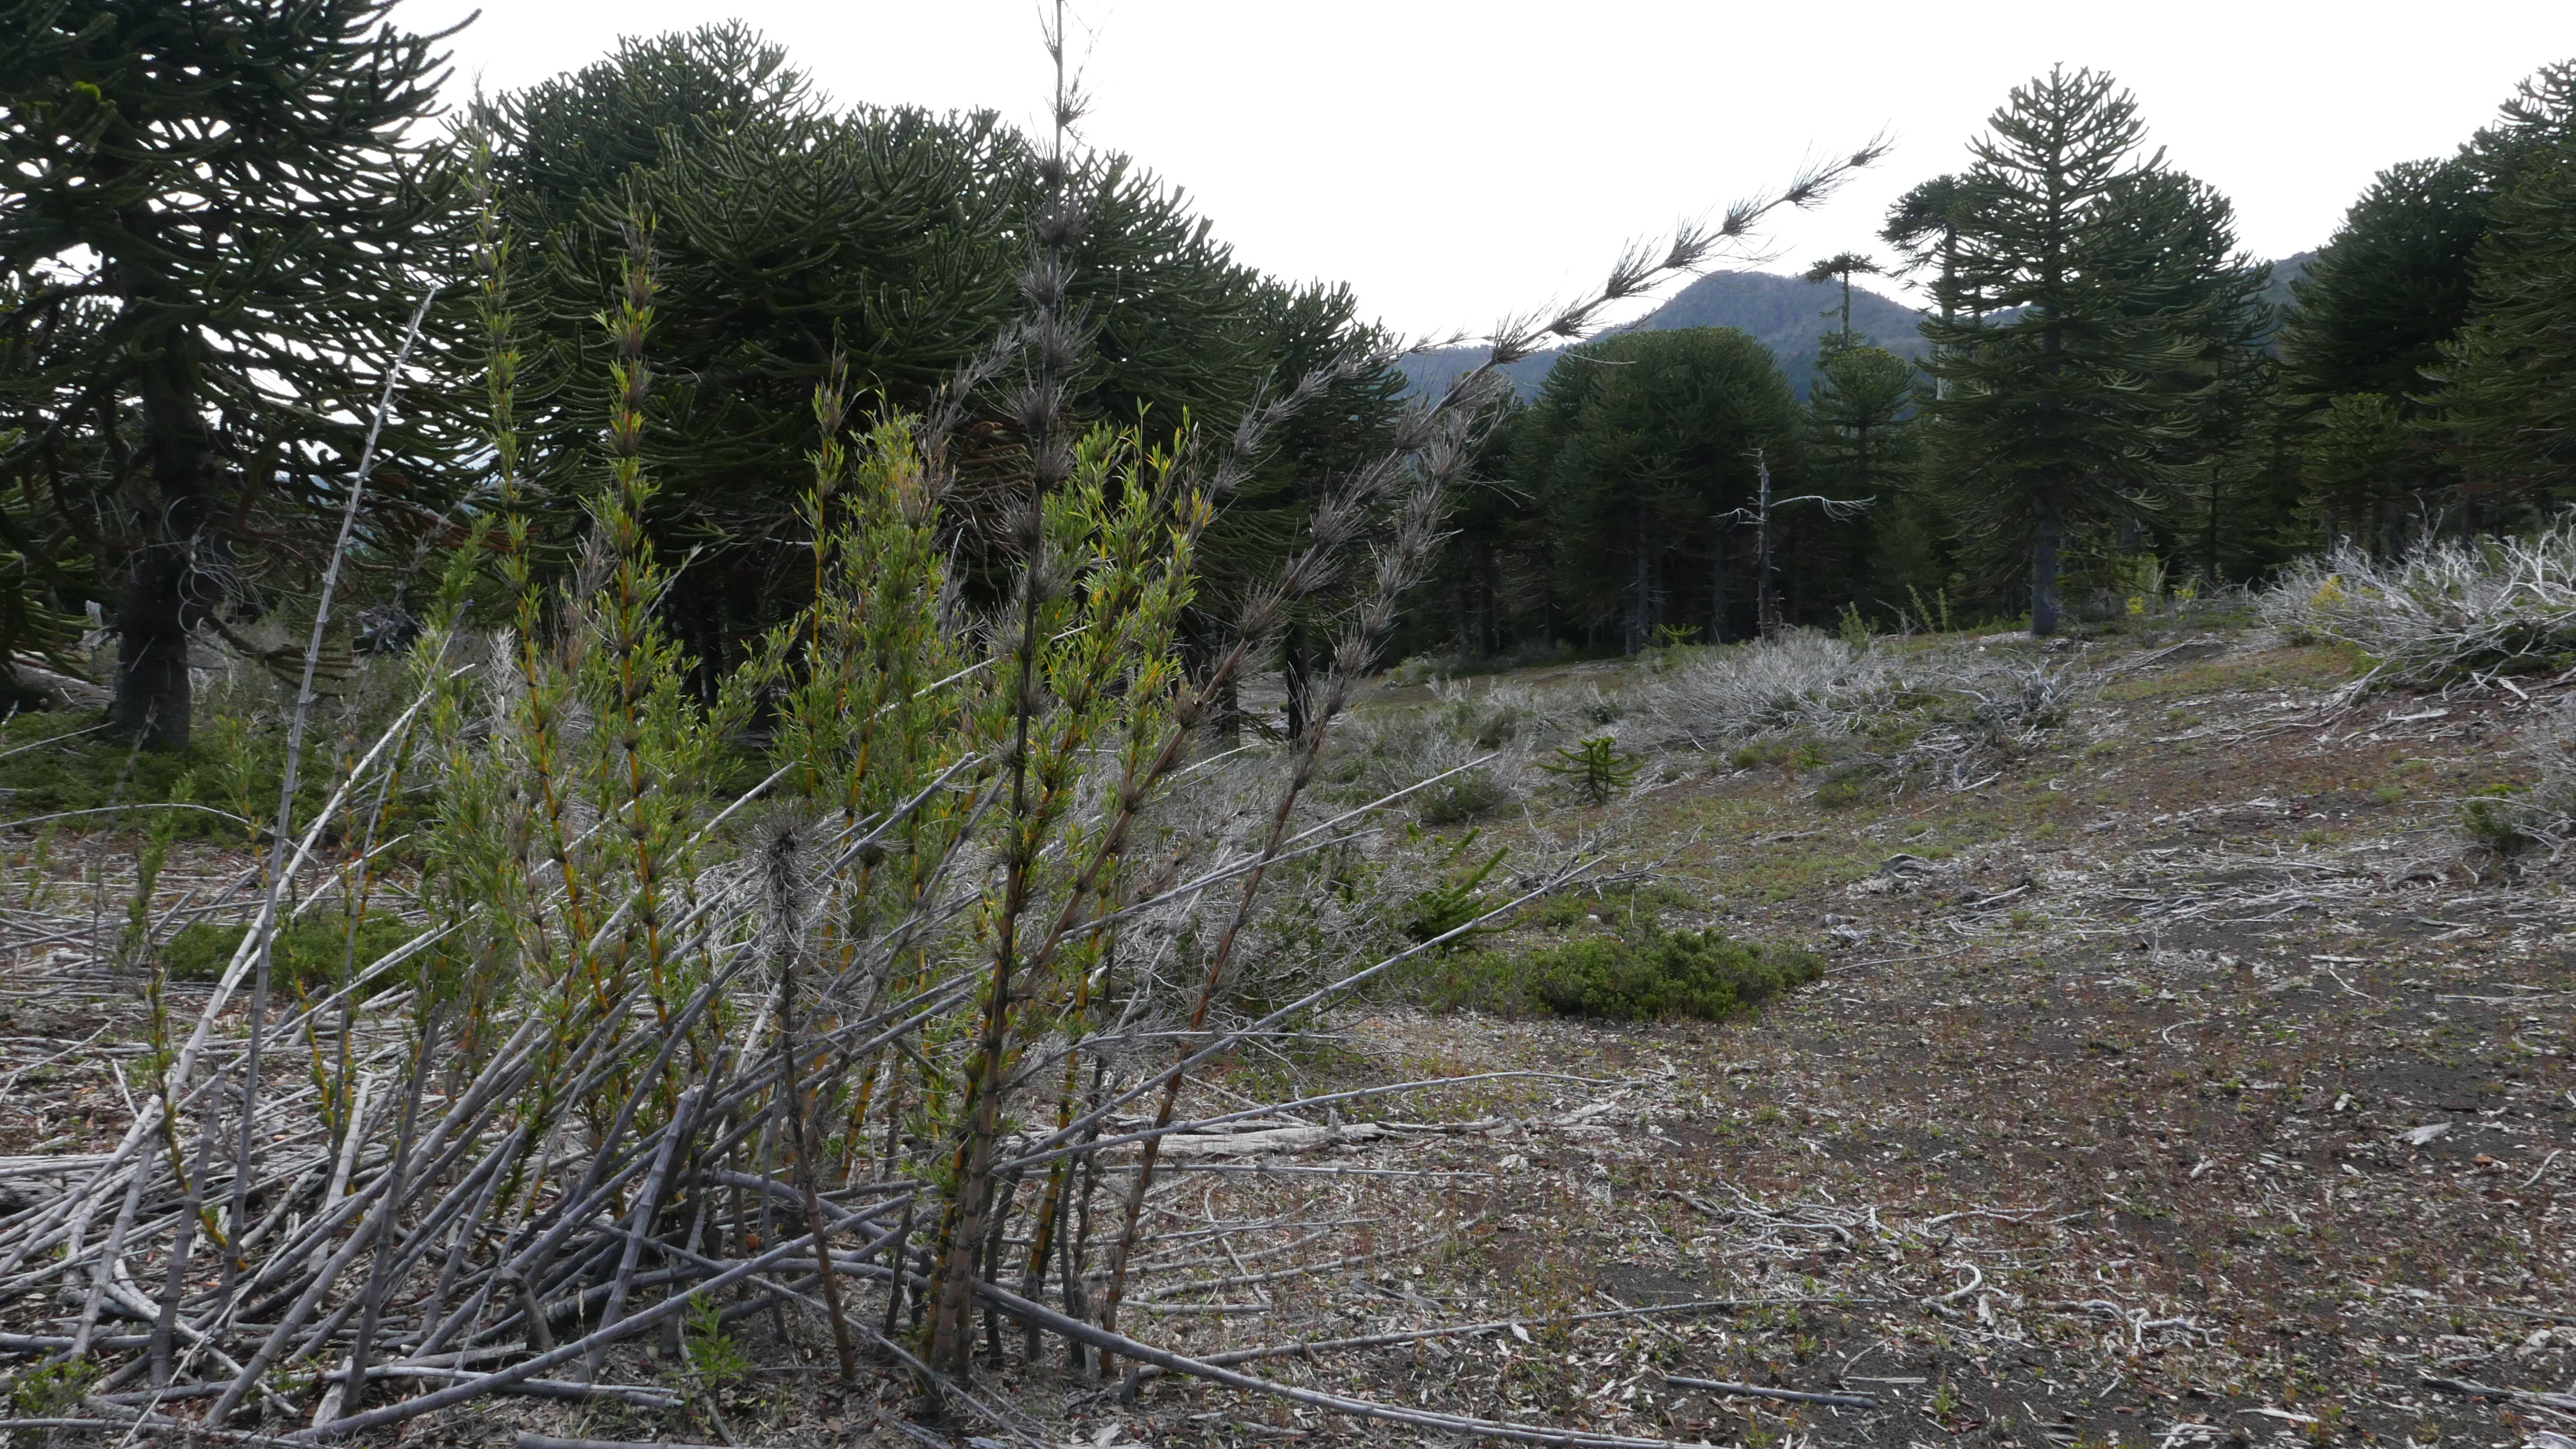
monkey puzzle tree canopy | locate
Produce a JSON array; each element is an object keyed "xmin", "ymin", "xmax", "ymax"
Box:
[
  {"xmin": 474, "ymin": 24, "xmax": 1405, "ymax": 673},
  {"xmin": 0, "ymin": 0, "xmax": 462, "ymax": 746},
  {"xmin": 2281, "ymin": 157, "xmax": 2490, "ymax": 411},
  {"xmin": 1919, "ymin": 67, "xmax": 2259, "ymax": 636},
  {"xmin": 2435, "ymin": 62, "xmax": 2576, "ymax": 511}
]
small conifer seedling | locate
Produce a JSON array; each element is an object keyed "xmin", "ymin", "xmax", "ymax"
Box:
[{"xmin": 1541, "ymin": 735, "xmax": 1643, "ymax": 804}]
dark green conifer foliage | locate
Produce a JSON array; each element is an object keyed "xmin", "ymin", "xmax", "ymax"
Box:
[
  {"xmin": 1881, "ymin": 175, "xmax": 1983, "ymax": 323},
  {"xmin": 1805, "ymin": 344, "xmax": 1928, "ymax": 612},
  {"xmin": 1919, "ymin": 67, "xmax": 2214, "ymax": 635},
  {"xmin": 475, "ymin": 25, "xmax": 1400, "ymax": 674},
  {"xmin": 2435, "ymin": 62, "xmax": 2576, "ymax": 509},
  {"xmin": 2272, "ymin": 153, "xmax": 2487, "ymax": 554},
  {"xmin": 1807, "ymin": 345, "xmax": 1915, "ymax": 494},
  {"xmin": 2459, "ymin": 58, "xmax": 2576, "ymax": 196},
  {"xmin": 2088, "ymin": 171, "xmax": 2274, "ymax": 582},
  {"xmin": 0, "ymin": 0, "xmax": 459, "ymax": 746},
  {"xmin": 1427, "ymin": 397, "xmax": 1534, "ymax": 660},
  {"xmin": 1191, "ymin": 281, "xmax": 1407, "ymax": 739},
  {"xmin": 1800, "ymin": 252, "xmax": 1885, "ymax": 346},
  {"xmin": 2301, "ymin": 393, "xmax": 2417, "ymax": 545},
  {"xmin": 1517, "ymin": 328, "xmax": 1800, "ymax": 651},
  {"xmin": 0, "ymin": 275, "xmax": 102, "ymax": 697},
  {"xmin": 2280, "ymin": 158, "xmax": 2489, "ymax": 411}
]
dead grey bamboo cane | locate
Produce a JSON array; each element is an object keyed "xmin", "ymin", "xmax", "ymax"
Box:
[{"xmin": 589, "ymin": 1083, "xmax": 695, "ymax": 1382}]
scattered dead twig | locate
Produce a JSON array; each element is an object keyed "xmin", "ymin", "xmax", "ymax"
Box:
[
  {"xmin": 1660, "ymin": 1374, "xmax": 1881, "ymax": 1410},
  {"xmin": 1122, "ymin": 1295, "xmax": 1860, "ymax": 1385},
  {"xmin": 972, "ymin": 1276, "xmax": 1702, "ymax": 1449},
  {"xmin": 516, "ymin": 1436, "xmax": 734, "ymax": 1449},
  {"xmin": 2421, "ymin": 1376, "xmax": 2576, "ymax": 1414}
]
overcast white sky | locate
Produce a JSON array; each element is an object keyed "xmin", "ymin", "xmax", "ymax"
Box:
[{"xmin": 404, "ymin": 0, "xmax": 2576, "ymax": 339}]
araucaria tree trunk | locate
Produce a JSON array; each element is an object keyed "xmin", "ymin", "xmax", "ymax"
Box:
[
  {"xmin": 2030, "ymin": 485, "xmax": 2065, "ymax": 637},
  {"xmin": 107, "ymin": 351, "xmax": 217, "ymax": 747}
]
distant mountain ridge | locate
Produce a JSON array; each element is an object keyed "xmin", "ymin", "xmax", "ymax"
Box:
[
  {"xmin": 1397, "ymin": 269, "xmax": 1929, "ymax": 402},
  {"xmin": 2263, "ymin": 250, "xmax": 2317, "ymax": 328},
  {"xmin": 1401, "ymin": 254, "xmax": 2317, "ymax": 402}
]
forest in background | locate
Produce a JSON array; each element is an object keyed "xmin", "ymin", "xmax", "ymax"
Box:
[
  {"xmin": 1394, "ymin": 62, "xmax": 2576, "ymax": 662},
  {"xmin": 0, "ymin": 8, "xmax": 2572, "ymax": 730}
]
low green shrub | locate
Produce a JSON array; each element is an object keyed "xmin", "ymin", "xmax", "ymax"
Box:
[
  {"xmin": 1415, "ymin": 766, "xmax": 1516, "ymax": 825},
  {"xmin": 161, "ymin": 911, "xmax": 416, "ymax": 992},
  {"xmin": 7, "ymin": 1354, "xmax": 98, "ymax": 1416},
  {"xmin": 1730, "ymin": 739, "xmax": 1798, "ymax": 770},
  {"xmin": 1525, "ymin": 927, "xmax": 1822, "ymax": 1021},
  {"xmin": 1403, "ymin": 925, "xmax": 1822, "ymax": 1022},
  {"xmin": 683, "ymin": 1293, "xmax": 753, "ymax": 1389},
  {"xmin": 2460, "ymin": 794, "xmax": 2533, "ymax": 853},
  {"xmin": 1395, "ymin": 948, "xmax": 1528, "ymax": 1015},
  {"xmin": 0, "ymin": 714, "xmax": 220, "ymax": 831},
  {"xmin": 1524, "ymin": 881, "xmax": 1699, "ymax": 931}
]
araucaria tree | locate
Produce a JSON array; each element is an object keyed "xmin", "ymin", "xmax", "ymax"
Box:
[
  {"xmin": 0, "ymin": 0, "xmax": 459, "ymax": 746},
  {"xmin": 1805, "ymin": 342, "xmax": 1923, "ymax": 610},
  {"xmin": 1517, "ymin": 328, "xmax": 1801, "ymax": 650},
  {"xmin": 470, "ymin": 24, "xmax": 1404, "ymax": 690},
  {"xmin": 1918, "ymin": 67, "xmax": 2259, "ymax": 635},
  {"xmin": 2276, "ymin": 158, "xmax": 2489, "ymax": 547},
  {"xmin": 2434, "ymin": 62, "xmax": 2576, "ymax": 509},
  {"xmin": 1800, "ymin": 252, "xmax": 1885, "ymax": 348},
  {"xmin": 1881, "ymin": 175, "xmax": 1983, "ymax": 323}
]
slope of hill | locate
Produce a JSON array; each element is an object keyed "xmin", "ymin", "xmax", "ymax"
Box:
[
  {"xmin": 1403, "ymin": 252, "xmax": 2318, "ymax": 401},
  {"xmin": 2261, "ymin": 248, "xmax": 2317, "ymax": 335},
  {"xmin": 1398, "ymin": 268, "xmax": 1928, "ymax": 401}
]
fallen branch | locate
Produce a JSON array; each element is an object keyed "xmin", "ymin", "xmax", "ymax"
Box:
[
  {"xmin": 1659, "ymin": 1375, "xmax": 1881, "ymax": 1410},
  {"xmin": 2421, "ymin": 1376, "xmax": 2576, "ymax": 1414}
]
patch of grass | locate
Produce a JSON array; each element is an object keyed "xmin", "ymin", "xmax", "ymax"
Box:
[
  {"xmin": 2098, "ymin": 645, "xmax": 2356, "ymax": 703},
  {"xmin": 162, "ymin": 911, "xmax": 416, "ymax": 992},
  {"xmin": 0, "ymin": 714, "xmax": 231, "ymax": 833},
  {"xmin": 1708, "ymin": 836, "xmax": 1885, "ymax": 903},
  {"xmin": 1409, "ymin": 927, "xmax": 1822, "ymax": 1022},
  {"xmin": 1729, "ymin": 737, "xmax": 1808, "ymax": 770},
  {"xmin": 1524, "ymin": 881, "xmax": 1699, "ymax": 931}
]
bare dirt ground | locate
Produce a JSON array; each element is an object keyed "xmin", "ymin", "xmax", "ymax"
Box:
[{"xmin": 1, "ymin": 626, "xmax": 2569, "ymax": 1449}]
